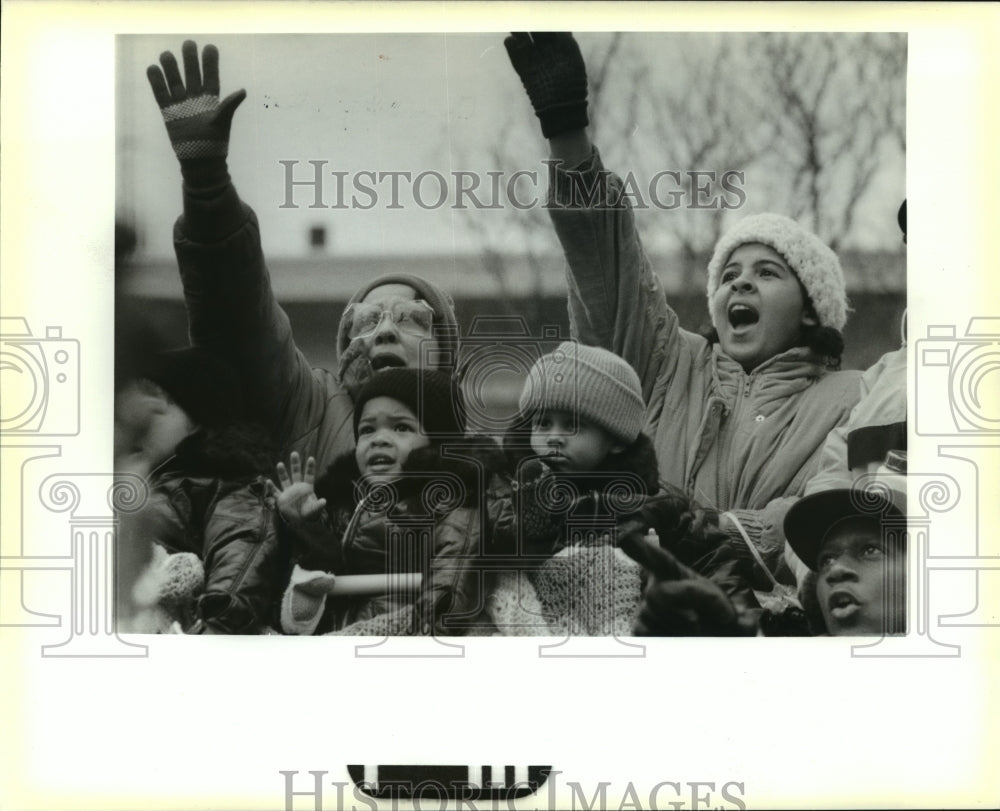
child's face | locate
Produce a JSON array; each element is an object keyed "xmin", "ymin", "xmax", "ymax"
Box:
[
  {"xmin": 114, "ymin": 382, "xmax": 195, "ymax": 476},
  {"xmin": 815, "ymin": 518, "xmax": 905, "ymax": 635},
  {"xmin": 711, "ymin": 243, "xmax": 814, "ymax": 371},
  {"xmin": 355, "ymin": 396, "xmax": 430, "ymax": 482},
  {"xmin": 530, "ymin": 409, "xmax": 622, "ymax": 472}
]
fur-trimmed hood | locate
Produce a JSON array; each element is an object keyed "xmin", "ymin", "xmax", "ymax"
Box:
[
  {"xmin": 163, "ymin": 422, "xmax": 277, "ymax": 480},
  {"xmin": 315, "ymin": 436, "xmax": 498, "ymax": 512}
]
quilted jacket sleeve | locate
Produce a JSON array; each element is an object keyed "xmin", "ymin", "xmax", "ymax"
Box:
[
  {"xmin": 417, "ymin": 506, "xmax": 485, "ymax": 636},
  {"xmin": 173, "ymin": 184, "xmax": 345, "ymax": 454},
  {"xmin": 197, "ymin": 477, "xmax": 283, "ymax": 633},
  {"xmin": 547, "ymin": 147, "xmax": 690, "ymax": 404}
]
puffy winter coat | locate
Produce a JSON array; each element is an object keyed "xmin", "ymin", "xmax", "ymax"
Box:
[
  {"xmin": 484, "ymin": 431, "xmax": 761, "ymax": 634},
  {"xmin": 285, "ymin": 442, "xmax": 489, "ymax": 636},
  {"xmin": 173, "ymin": 181, "xmax": 356, "ymax": 474},
  {"xmin": 144, "ymin": 423, "xmax": 284, "ymax": 633},
  {"xmin": 547, "ymin": 149, "xmax": 863, "ymax": 575}
]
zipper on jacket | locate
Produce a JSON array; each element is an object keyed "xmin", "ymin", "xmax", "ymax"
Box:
[{"xmin": 341, "ymin": 492, "xmax": 375, "ymax": 557}]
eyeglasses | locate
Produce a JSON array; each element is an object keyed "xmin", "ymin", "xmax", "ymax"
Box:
[{"xmin": 344, "ymin": 299, "xmax": 436, "ymax": 339}]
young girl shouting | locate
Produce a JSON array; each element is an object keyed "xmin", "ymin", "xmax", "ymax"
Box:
[{"xmin": 505, "ymin": 33, "xmax": 863, "ymax": 583}]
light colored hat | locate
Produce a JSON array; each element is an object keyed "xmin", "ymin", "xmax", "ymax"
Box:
[
  {"xmin": 706, "ymin": 213, "xmax": 848, "ymax": 331},
  {"xmin": 518, "ymin": 342, "xmax": 645, "ymax": 444}
]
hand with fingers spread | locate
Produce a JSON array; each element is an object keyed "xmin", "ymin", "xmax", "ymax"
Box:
[
  {"xmin": 268, "ymin": 452, "xmax": 328, "ymax": 532},
  {"xmin": 504, "ymin": 32, "xmax": 589, "ymax": 139},
  {"xmin": 146, "ymin": 39, "xmax": 246, "ymax": 161},
  {"xmin": 619, "ymin": 525, "xmax": 755, "ymax": 636}
]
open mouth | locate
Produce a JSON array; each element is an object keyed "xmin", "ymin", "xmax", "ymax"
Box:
[
  {"xmin": 370, "ymin": 354, "xmax": 407, "ymax": 372},
  {"xmin": 727, "ymin": 303, "xmax": 760, "ymax": 329},
  {"xmin": 366, "ymin": 454, "xmax": 396, "ymax": 469},
  {"xmin": 828, "ymin": 591, "xmax": 860, "ymax": 620}
]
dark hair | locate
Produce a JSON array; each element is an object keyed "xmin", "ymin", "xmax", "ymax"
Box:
[
  {"xmin": 701, "ymin": 321, "xmax": 844, "ymax": 370},
  {"xmin": 705, "ymin": 266, "xmax": 845, "ymax": 369}
]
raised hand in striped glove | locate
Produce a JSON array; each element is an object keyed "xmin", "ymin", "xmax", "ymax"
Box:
[{"xmin": 146, "ymin": 40, "xmax": 246, "ymax": 162}]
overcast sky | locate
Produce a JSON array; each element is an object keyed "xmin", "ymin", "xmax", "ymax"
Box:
[{"xmin": 118, "ymin": 33, "xmax": 905, "ymax": 260}]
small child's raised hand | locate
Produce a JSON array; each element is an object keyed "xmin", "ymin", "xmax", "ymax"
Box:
[{"xmin": 268, "ymin": 452, "xmax": 327, "ymax": 527}]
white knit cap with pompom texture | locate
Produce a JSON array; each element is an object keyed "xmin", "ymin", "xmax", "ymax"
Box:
[{"xmin": 706, "ymin": 213, "xmax": 848, "ymax": 331}]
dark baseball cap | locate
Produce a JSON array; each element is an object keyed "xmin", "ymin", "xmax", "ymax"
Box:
[{"xmin": 784, "ymin": 486, "xmax": 906, "ymax": 571}]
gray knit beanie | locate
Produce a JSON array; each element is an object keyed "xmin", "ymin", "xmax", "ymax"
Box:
[
  {"xmin": 518, "ymin": 342, "xmax": 645, "ymax": 444},
  {"xmin": 706, "ymin": 213, "xmax": 848, "ymax": 331}
]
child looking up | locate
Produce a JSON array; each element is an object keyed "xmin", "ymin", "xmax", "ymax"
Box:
[
  {"xmin": 624, "ymin": 483, "xmax": 906, "ymax": 637},
  {"xmin": 784, "ymin": 487, "xmax": 906, "ymax": 636},
  {"xmin": 275, "ymin": 369, "xmax": 483, "ymax": 636}
]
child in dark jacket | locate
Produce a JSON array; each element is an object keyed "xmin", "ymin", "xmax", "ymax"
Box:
[
  {"xmin": 485, "ymin": 341, "xmax": 759, "ymax": 635},
  {"xmin": 275, "ymin": 368, "xmax": 484, "ymax": 636},
  {"xmin": 114, "ymin": 347, "xmax": 283, "ymax": 634}
]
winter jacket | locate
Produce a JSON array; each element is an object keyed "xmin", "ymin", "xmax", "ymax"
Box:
[
  {"xmin": 803, "ymin": 343, "xmax": 907, "ymax": 495},
  {"xmin": 547, "ymin": 148, "xmax": 862, "ymax": 576},
  {"xmin": 783, "ymin": 342, "xmax": 908, "ymax": 588},
  {"xmin": 174, "ymin": 181, "xmax": 355, "ymax": 473},
  {"xmin": 144, "ymin": 423, "xmax": 284, "ymax": 633},
  {"xmin": 281, "ymin": 442, "xmax": 489, "ymax": 636},
  {"xmin": 484, "ymin": 431, "xmax": 760, "ymax": 634}
]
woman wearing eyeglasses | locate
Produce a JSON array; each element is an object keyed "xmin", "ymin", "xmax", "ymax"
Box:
[{"xmin": 147, "ymin": 41, "xmax": 461, "ymax": 476}]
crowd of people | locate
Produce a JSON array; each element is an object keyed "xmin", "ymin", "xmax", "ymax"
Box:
[{"xmin": 115, "ymin": 35, "xmax": 908, "ymax": 638}]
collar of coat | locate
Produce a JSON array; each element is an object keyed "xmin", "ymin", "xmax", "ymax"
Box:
[{"xmin": 712, "ymin": 344, "xmax": 829, "ymax": 409}]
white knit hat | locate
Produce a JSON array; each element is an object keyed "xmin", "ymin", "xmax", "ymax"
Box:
[
  {"xmin": 518, "ymin": 342, "xmax": 645, "ymax": 444},
  {"xmin": 706, "ymin": 213, "xmax": 848, "ymax": 331}
]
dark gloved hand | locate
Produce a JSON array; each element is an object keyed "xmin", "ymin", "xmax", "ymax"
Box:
[
  {"xmin": 147, "ymin": 40, "xmax": 246, "ymax": 161},
  {"xmin": 504, "ymin": 32, "xmax": 589, "ymax": 139},
  {"xmin": 512, "ymin": 459, "xmax": 569, "ymax": 557},
  {"xmin": 623, "ymin": 488, "xmax": 694, "ymax": 544},
  {"xmin": 619, "ymin": 527, "xmax": 756, "ymax": 636}
]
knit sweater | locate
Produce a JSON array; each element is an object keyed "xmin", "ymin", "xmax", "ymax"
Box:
[{"xmin": 487, "ymin": 545, "xmax": 643, "ymax": 636}]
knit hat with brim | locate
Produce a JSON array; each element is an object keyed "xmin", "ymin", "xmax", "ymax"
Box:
[
  {"xmin": 518, "ymin": 342, "xmax": 645, "ymax": 445},
  {"xmin": 706, "ymin": 213, "xmax": 848, "ymax": 331},
  {"xmin": 337, "ymin": 273, "xmax": 460, "ymax": 373},
  {"xmin": 353, "ymin": 367, "xmax": 465, "ymax": 439}
]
